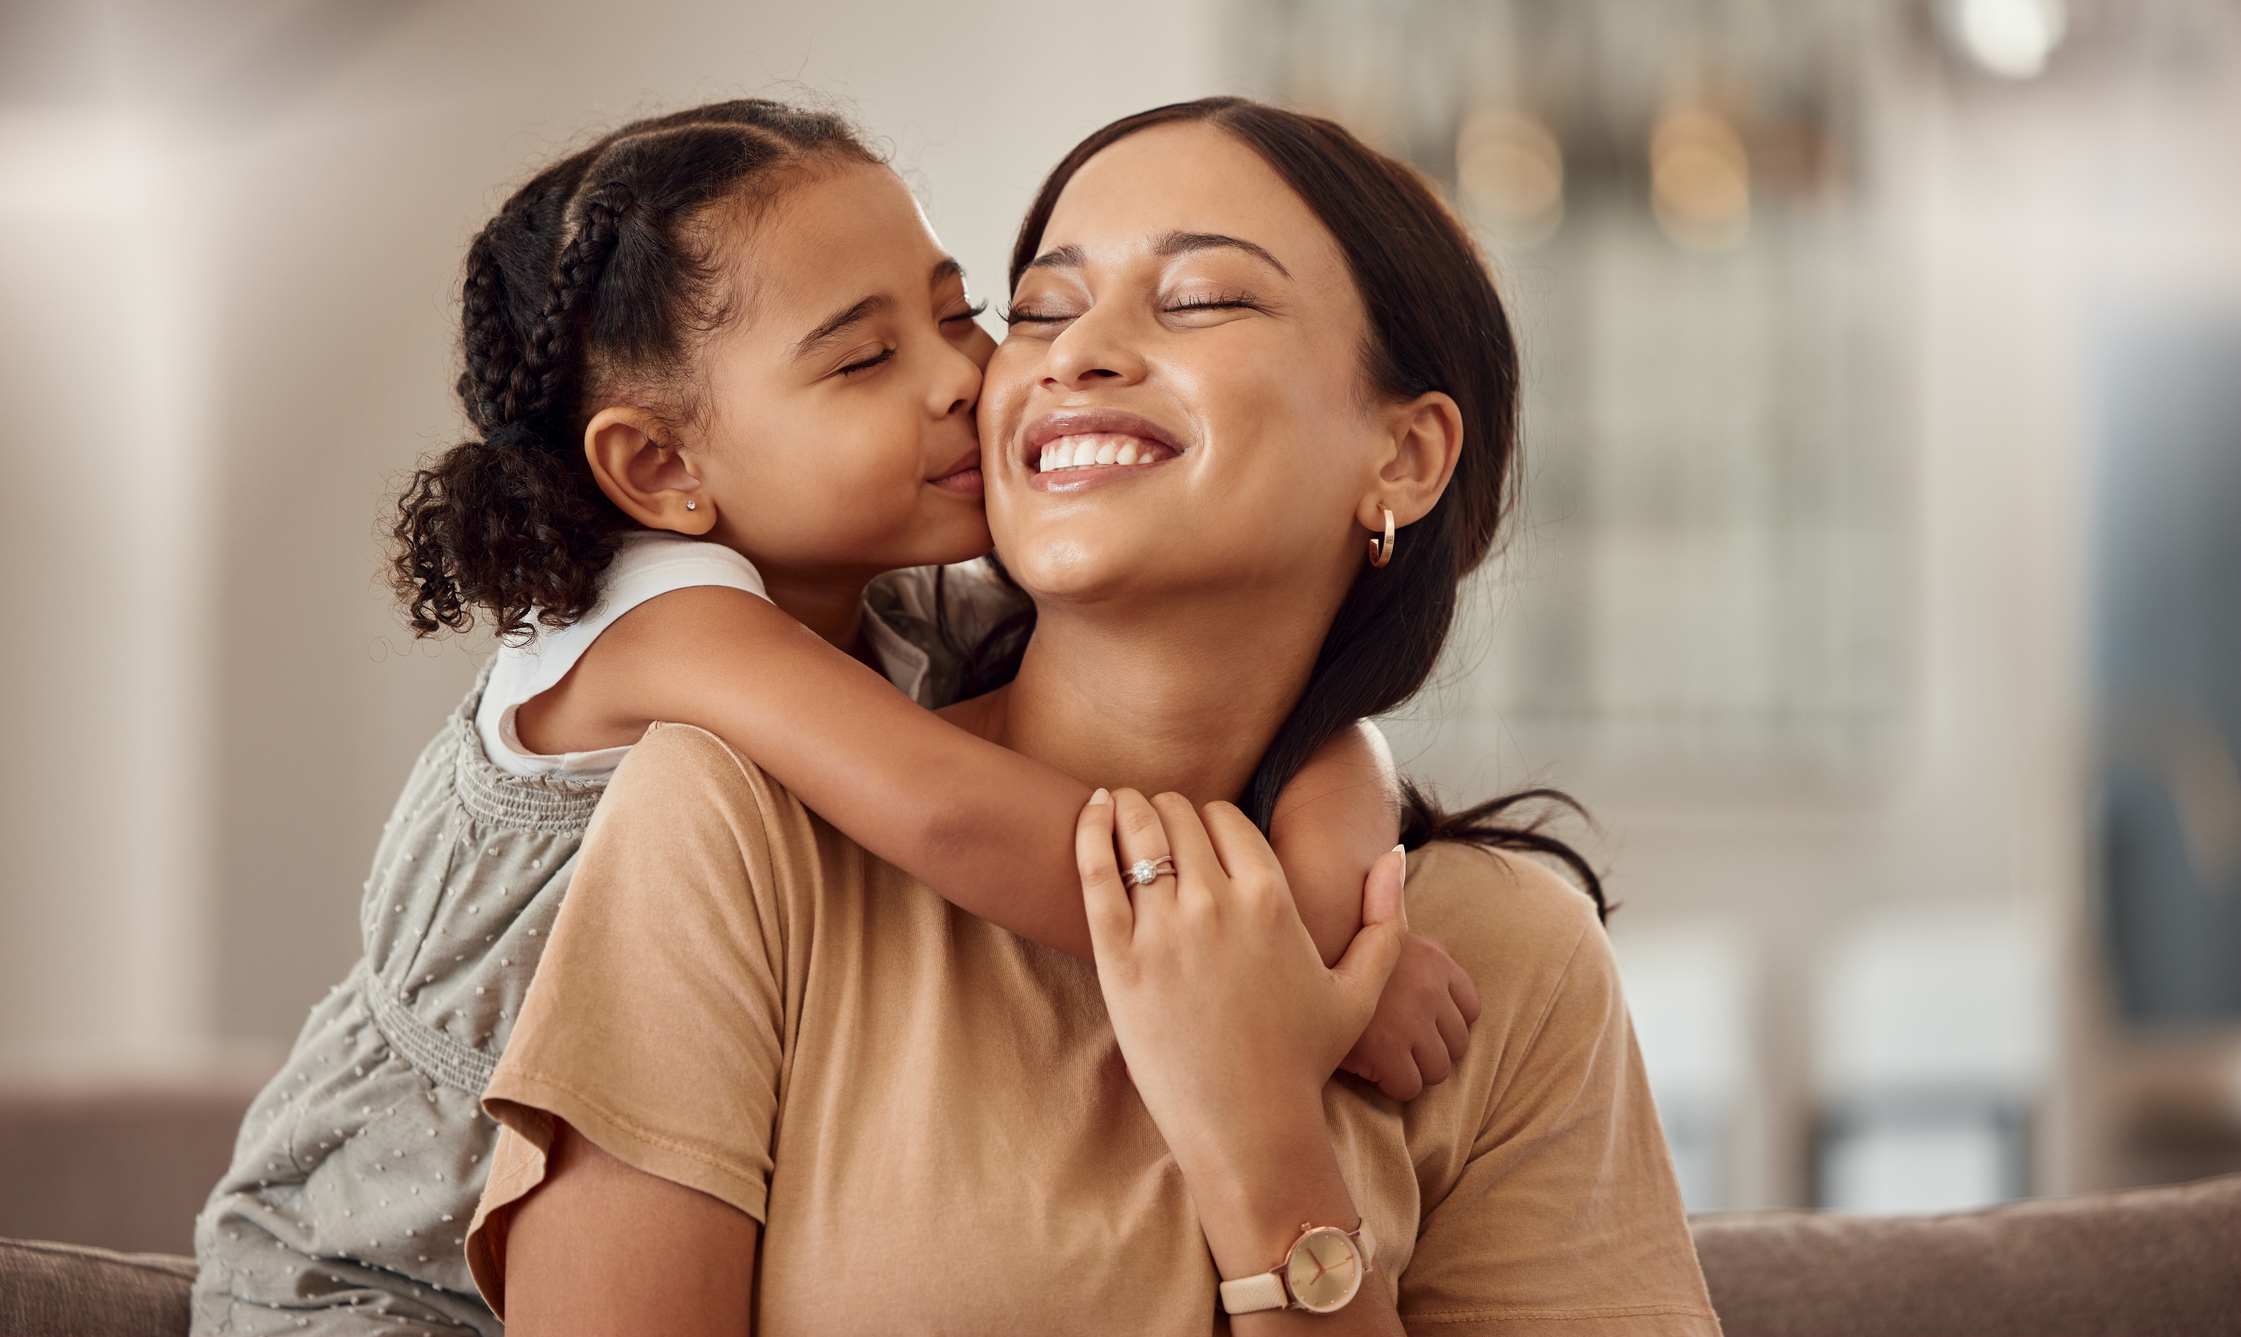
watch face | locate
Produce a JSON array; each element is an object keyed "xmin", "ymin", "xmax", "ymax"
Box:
[{"xmin": 1285, "ymin": 1227, "xmax": 1364, "ymax": 1314}]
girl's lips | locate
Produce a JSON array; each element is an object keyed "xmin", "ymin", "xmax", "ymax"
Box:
[{"xmin": 930, "ymin": 465, "xmax": 984, "ymax": 497}]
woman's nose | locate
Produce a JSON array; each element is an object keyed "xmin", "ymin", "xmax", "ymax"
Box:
[{"xmin": 1042, "ymin": 308, "xmax": 1146, "ymax": 389}]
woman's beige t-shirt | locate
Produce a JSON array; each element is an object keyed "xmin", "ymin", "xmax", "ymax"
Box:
[{"xmin": 467, "ymin": 724, "xmax": 1719, "ymax": 1335}]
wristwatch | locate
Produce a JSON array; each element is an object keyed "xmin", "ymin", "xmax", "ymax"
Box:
[{"xmin": 1218, "ymin": 1220, "xmax": 1377, "ymax": 1316}]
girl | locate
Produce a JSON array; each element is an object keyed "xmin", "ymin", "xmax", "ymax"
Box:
[{"xmin": 192, "ymin": 99, "xmax": 1475, "ymax": 1337}]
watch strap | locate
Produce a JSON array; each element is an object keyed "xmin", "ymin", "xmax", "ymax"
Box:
[{"xmin": 1218, "ymin": 1270, "xmax": 1290, "ymax": 1314}]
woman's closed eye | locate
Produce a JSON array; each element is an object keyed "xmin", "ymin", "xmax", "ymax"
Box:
[
  {"xmin": 1002, "ymin": 302, "xmax": 1073, "ymax": 326},
  {"xmin": 1002, "ymin": 292, "xmax": 1263, "ymax": 327},
  {"xmin": 1164, "ymin": 291, "xmax": 1263, "ymax": 316}
]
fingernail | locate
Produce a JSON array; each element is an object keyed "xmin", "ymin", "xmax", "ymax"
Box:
[
  {"xmin": 1089, "ymin": 788, "xmax": 1110, "ymax": 805},
  {"xmin": 1392, "ymin": 844, "xmax": 1406, "ymax": 855}
]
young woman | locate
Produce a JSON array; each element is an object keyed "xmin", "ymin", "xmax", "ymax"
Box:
[{"xmin": 467, "ymin": 99, "xmax": 1719, "ymax": 1334}]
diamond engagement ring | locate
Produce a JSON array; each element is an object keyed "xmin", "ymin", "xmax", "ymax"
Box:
[{"xmin": 1127, "ymin": 856, "xmax": 1175, "ymax": 887}]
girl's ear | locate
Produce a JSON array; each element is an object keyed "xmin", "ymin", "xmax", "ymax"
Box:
[
  {"xmin": 583, "ymin": 408, "xmax": 716, "ymax": 535},
  {"xmin": 1357, "ymin": 390, "xmax": 1463, "ymax": 535}
]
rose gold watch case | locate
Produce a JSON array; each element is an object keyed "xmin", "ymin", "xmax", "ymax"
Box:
[{"xmin": 1283, "ymin": 1224, "xmax": 1366, "ymax": 1314}]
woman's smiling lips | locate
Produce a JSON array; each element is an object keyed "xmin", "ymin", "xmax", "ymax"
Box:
[{"xmin": 1024, "ymin": 409, "xmax": 1186, "ymax": 491}]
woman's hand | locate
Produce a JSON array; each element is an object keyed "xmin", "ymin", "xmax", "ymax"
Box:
[{"xmin": 1078, "ymin": 789, "xmax": 1407, "ymax": 1331}]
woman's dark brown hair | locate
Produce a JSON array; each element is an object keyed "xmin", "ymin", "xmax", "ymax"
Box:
[
  {"xmin": 1000, "ymin": 96, "xmax": 1605, "ymax": 917},
  {"xmin": 390, "ymin": 100, "xmax": 877, "ymax": 642}
]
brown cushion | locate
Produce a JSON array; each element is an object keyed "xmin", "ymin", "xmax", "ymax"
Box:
[
  {"xmin": 0, "ymin": 1238, "xmax": 192, "ymax": 1337},
  {"xmin": 1691, "ymin": 1173, "xmax": 2241, "ymax": 1337}
]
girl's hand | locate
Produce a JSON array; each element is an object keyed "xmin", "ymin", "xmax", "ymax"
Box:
[
  {"xmin": 1078, "ymin": 788, "xmax": 1410, "ymax": 1301},
  {"xmin": 1341, "ymin": 929, "xmax": 1482, "ymax": 1101}
]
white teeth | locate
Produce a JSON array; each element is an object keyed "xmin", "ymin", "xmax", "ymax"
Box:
[{"xmin": 1036, "ymin": 433, "xmax": 1172, "ymax": 472}]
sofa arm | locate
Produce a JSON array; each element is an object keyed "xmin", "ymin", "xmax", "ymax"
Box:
[
  {"xmin": 1690, "ymin": 1173, "xmax": 2241, "ymax": 1337},
  {"xmin": 0, "ymin": 1238, "xmax": 193, "ymax": 1337}
]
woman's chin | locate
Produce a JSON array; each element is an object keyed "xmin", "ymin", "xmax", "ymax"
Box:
[{"xmin": 1002, "ymin": 536, "xmax": 1175, "ymax": 609}]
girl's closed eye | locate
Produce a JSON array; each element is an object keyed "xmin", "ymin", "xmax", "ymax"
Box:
[
  {"xmin": 942, "ymin": 299, "xmax": 989, "ymax": 327},
  {"xmin": 838, "ymin": 345, "xmax": 895, "ymax": 375}
]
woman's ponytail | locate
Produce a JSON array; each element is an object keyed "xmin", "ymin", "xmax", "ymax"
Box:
[{"xmin": 388, "ymin": 102, "xmax": 878, "ymax": 641}]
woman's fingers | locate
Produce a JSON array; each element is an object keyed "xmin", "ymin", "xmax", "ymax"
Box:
[
  {"xmin": 1199, "ymin": 800, "xmax": 1286, "ymax": 891},
  {"xmin": 1327, "ymin": 847, "xmax": 1407, "ymax": 1034},
  {"xmin": 1109, "ymin": 788, "xmax": 1176, "ymax": 914},
  {"xmin": 1149, "ymin": 792, "xmax": 1223, "ymax": 914},
  {"xmin": 1076, "ymin": 788, "xmax": 1133, "ymax": 956}
]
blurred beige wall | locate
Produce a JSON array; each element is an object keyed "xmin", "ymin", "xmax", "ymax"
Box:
[{"xmin": 0, "ymin": 0, "xmax": 1234, "ymax": 1071}]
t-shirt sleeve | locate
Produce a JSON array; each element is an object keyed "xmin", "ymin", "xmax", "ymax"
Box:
[
  {"xmin": 465, "ymin": 723, "xmax": 798, "ymax": 1312},
  {"xmin": 1397, "ymin": 849, "xmax": 1721, "ymax": 1336}
]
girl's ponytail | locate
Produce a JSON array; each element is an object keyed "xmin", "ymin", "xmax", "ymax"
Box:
[
  {"xmin": 388, "ymin": 102, "xmax": 877, "ymax": 641},
  {"xmin": 393, "ymin": 193, "xmax": 632, "ymax": 641}
]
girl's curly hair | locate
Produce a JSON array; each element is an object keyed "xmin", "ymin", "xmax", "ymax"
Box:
[{"xmin": 389, "ymin": 100, "xmax": 877, "ymax": 642}]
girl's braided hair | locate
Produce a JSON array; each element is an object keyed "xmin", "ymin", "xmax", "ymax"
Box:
[{"xmin": 390, "ymin": 100, "xmax": 878, "ymax": 642}]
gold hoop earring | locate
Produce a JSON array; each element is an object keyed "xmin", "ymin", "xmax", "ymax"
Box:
[{"xmin": 1368, "ymin": 506, "xmax": 1395, "ymax": 568}]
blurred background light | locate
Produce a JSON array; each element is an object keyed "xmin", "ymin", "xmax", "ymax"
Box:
[
  {"xmin": 1456, "ymin": 106, "xmax": 1564, "ymax": 248},
  {"xmin": 1649, "ymin": 106, "xmax": 1750, "ymax": 252},
  {"xmin": 1943, "ymin": 0, "xmax": 2070, "ymax": 80}
]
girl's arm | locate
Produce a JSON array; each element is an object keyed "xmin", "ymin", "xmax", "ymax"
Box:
[
  {"xmin": 522, "ymin": 583, "xmax": 1357, "ymax": 963},
  {"xmin": 526, "ymin": 584, "xmax": 1097, "ymax": 953}
]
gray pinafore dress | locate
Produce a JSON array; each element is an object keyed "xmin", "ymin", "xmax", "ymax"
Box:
[
  {"xmin": 192, "ymin": 675, "xmax": 598, "ymax": 1335},
  {"xmin": 191, "ymin": 564, "xmax": 1013, "ymax": 1335}
]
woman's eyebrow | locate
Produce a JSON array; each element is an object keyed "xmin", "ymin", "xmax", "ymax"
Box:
[
  {"xmin": 1024, "ymin": 235, "xmax": 1293, "ymax": 279},
  {"xmin": 1023, "ymin": 244, "xmax": 1086, "ymax": 274},
  {"xmin": 1153, "ymin": 231, "xmax": 1291, "ymax": 278}
]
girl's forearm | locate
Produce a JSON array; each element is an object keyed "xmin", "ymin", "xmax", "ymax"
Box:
[{"xmin": 599, "ymin": 587, "xmax": 1098, "ymax": 958}]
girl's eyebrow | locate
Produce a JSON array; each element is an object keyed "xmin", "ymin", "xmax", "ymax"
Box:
[
  {"xmin": 792, "ymin": 258, "xmax": 969, "ymax": 362},
  {"xmin": 793, "ymin": 295, "xmax": 888, "ymax": 360}
]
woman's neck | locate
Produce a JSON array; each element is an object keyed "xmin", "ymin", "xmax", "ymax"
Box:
[{"xmin": 964, "ymin": 587, "xmax": 1341, "ymax": 804}]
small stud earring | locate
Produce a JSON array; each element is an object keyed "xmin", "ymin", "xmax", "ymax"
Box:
[{"xmin": 685, "ymin": 501, "xmax": 697, "ymax": 511}]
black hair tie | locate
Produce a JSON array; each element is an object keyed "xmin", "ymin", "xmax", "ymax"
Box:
[{"xmin": 483, "ymin": 420, "xmax": 544, "ymax": 453}]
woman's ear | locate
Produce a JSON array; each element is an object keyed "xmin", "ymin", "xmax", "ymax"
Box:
[
  {"xmin": 1359, "ymin": 390, "xmax": 1464, "ymax": 533},
  {"xmin": 583, "ymin": 408, "xmax": 715, "ymax": 535}
]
